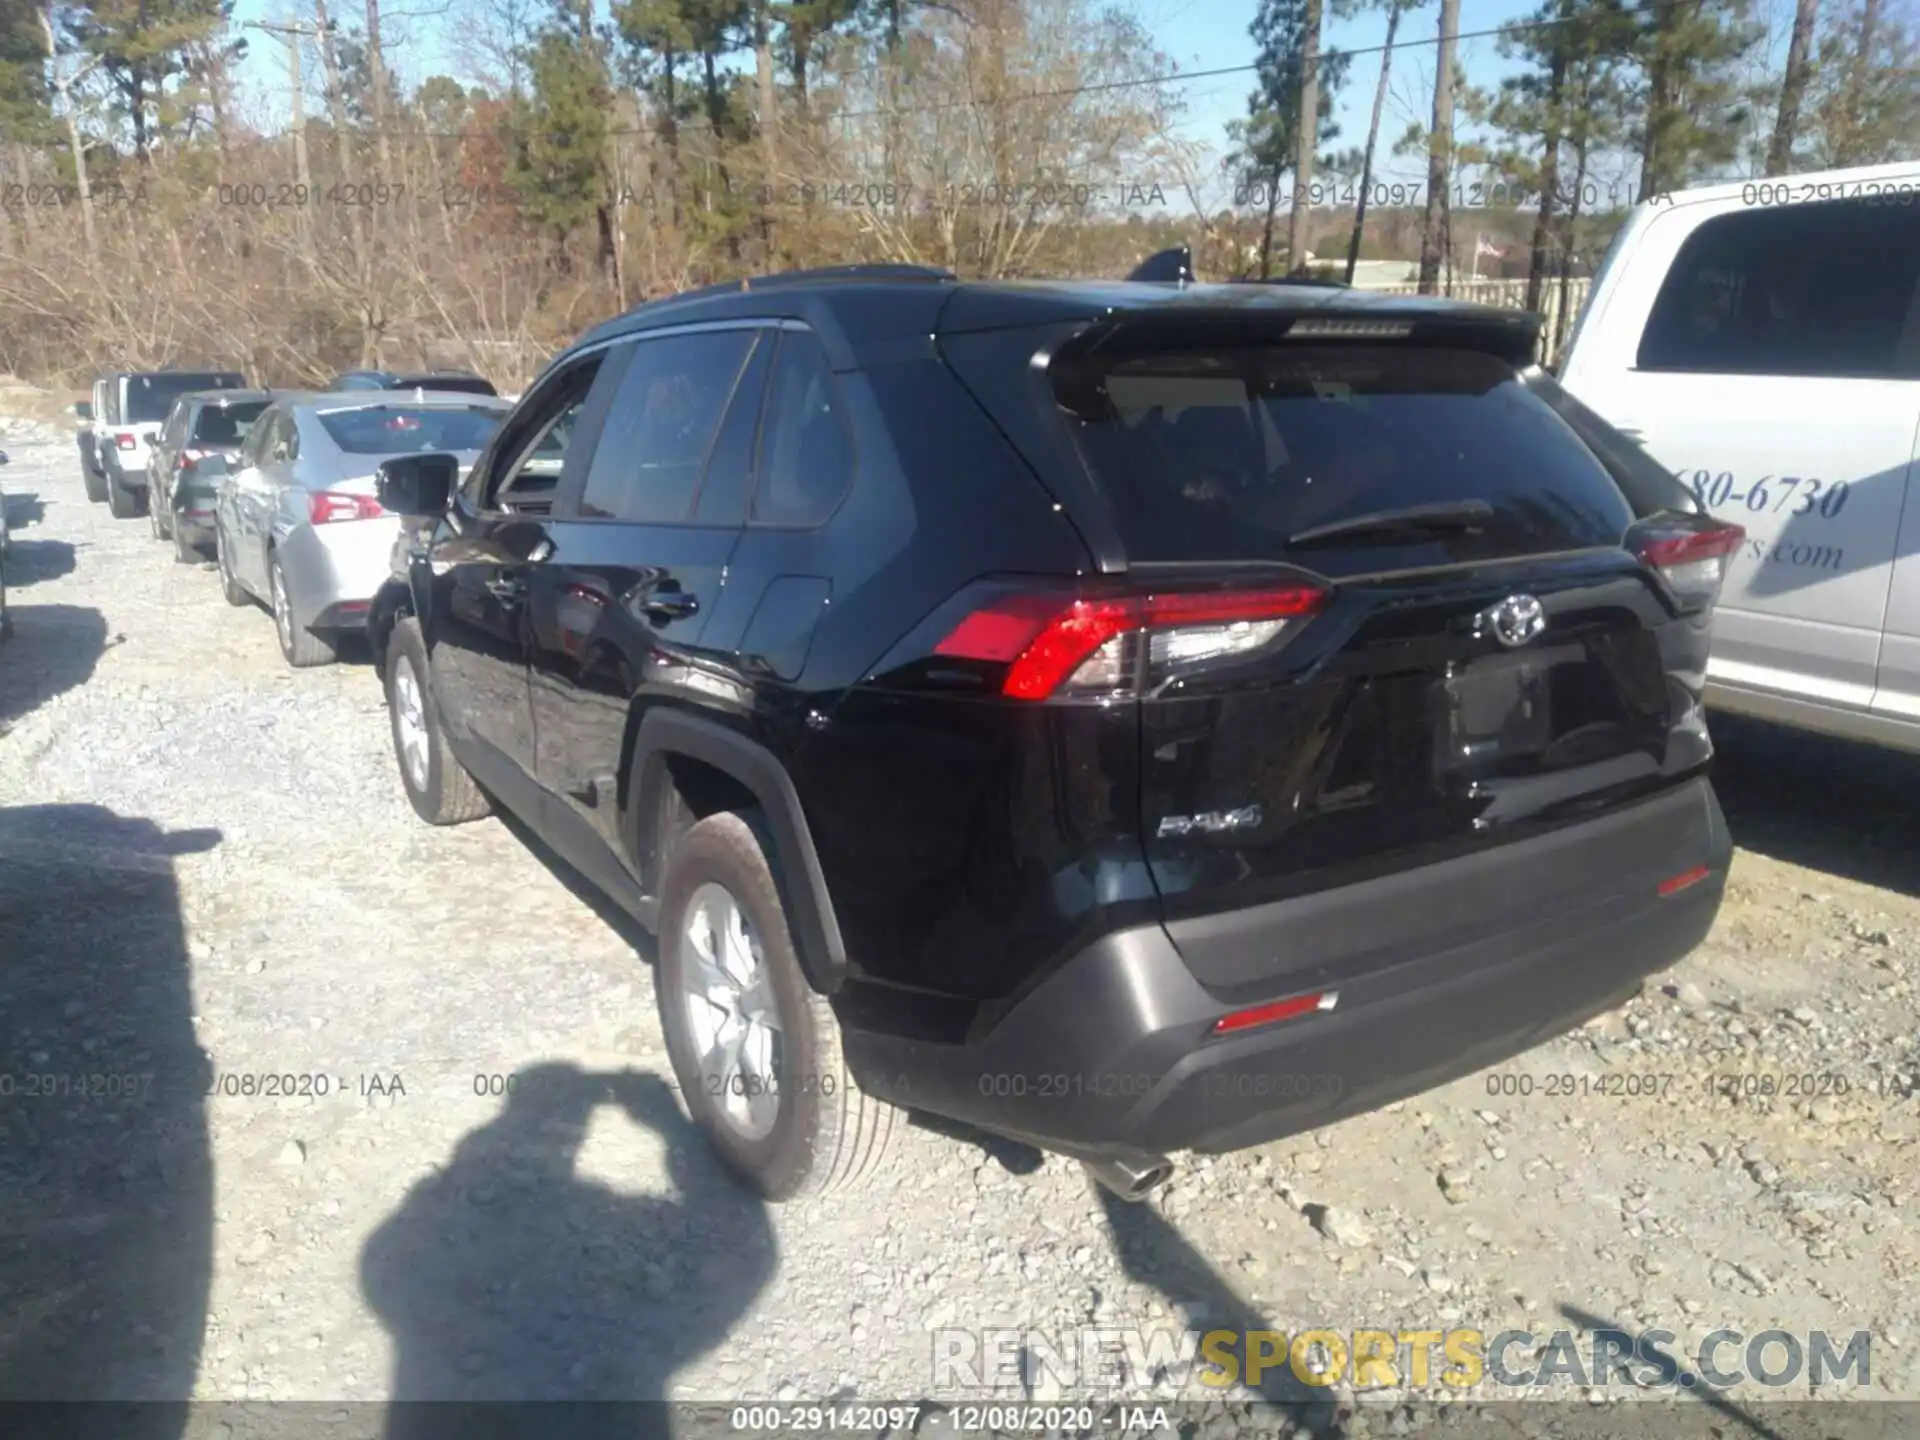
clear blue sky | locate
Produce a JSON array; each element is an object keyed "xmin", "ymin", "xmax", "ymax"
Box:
[
  {"xmin": 226, "ymin": 0, "xmax": 1550, "ymax": 177},
  {"xmin": 1138, "ymin": 0, "xmax": 1540, "ymax": 179}
]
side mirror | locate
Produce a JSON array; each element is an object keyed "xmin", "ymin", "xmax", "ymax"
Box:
[
  {"xmin": 376, "ymin": 452, "xmax": 459, "ymax": 518},
  {"xmin": 74, "ymin": 401, "xmax": 93, "ymax": 422}
]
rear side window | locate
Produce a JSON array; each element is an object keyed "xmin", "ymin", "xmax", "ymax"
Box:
[
  {"xmin": 161, "ymin": 402, "xmax": 193, "ymax": 449},
  {"xmin": 193, "ymin": 401, "xmax": 268, "ymax": 446},
  {"xmin": 578, "ymin": 329, "xmax": 755, "ymax": 522},
  {"xmin": 1637, "ymin": 199, "xmax": 1920, "ymax": 378},
  {"xmin": 1067, "ymin": 345, "xmax": 1633, "ymax": 563},
  {"xmin": 751, "ymin": 331, "xmax": 855, "ymax": 528}
]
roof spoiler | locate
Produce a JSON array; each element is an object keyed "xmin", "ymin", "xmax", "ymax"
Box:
[{"xmin": 1125, "ymin": 243, "xmax": 1351, "ymax": 289}]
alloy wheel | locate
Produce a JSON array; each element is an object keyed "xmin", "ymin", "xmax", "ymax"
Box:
[
  {"xmin": 678, "ymin": 881, "xmax": 784, "ymax": 1142},
  {"xmin": 271, "ymin": 560, "xmax": 293, "ymax": 654},
  {"xmin": 391, "ymin": 657, "xmax": 431, "ymax": 792}
]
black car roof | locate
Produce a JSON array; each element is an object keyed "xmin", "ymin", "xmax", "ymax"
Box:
[{"xmin": 552, "ymin": 267, "xmax": 1539, "ymax": 376}]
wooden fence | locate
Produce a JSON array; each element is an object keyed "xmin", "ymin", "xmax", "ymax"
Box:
[{"xmin": 1371, "ymin": 276, "xmax": 1595, "ymax": 365}]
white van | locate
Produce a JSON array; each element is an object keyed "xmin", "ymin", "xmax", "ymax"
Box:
[{"xmin": 1558, "ymin": 160, "xmax": 1920, "ymax": 753}]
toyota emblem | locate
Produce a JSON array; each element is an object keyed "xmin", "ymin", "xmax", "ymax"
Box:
[{"xmin": 1480, "ymin": 594, "xmax": 1547, "ymax": 649}]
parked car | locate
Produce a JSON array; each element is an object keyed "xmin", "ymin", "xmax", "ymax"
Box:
[
  {"xmin": 88, "ymin": 370, "xmax": 248, "ymax": 518},
  {"xmin": 0, "ymin": 449, "xmax": 11, "ymax": 642},
  {"xmin": 214, "ymin": 391, "xmax": 512, "ymax": 668},
  {"xmin": 148, "ymin": 389, "xmax": 273, "ymax": 562},
  {"xmin": 75, "ymin": 399, "xmax": 104, "ymax": 501},
  {"xmin": 1558, "ymin": 159, "xmax": 1920, "ymax": 753},
  {"xmin": 326, "ymin": 369, "xmax": 499, "ymax": 397},
  {"xmin": 367, "ymin": 263, "xmax": 1739, "ymax": 1204}
]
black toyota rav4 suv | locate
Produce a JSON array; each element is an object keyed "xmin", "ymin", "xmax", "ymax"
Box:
[{"xmin": 369, "ymin": 262, "xmax": 1740, "ymax": 1203}]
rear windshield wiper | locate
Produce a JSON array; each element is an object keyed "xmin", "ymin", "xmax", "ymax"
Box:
[{"xmin": 1286, "ymin": 499, "xmax": 1494, "ymax": 548}]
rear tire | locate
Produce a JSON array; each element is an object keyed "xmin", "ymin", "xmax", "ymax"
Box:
[
  {"xmin": 82, "ymin": 457, "xmax": 107, "ymax": 504},
  {"xmin": 657, "ymin": 811, "xmax": 899, "ymax": 1202},
  {"xmin": 147, "ymin": 489, "xmax": 165, "ymax": 539},
  {"xmin": 171, "ymin": 522, "xmax": 198, "ymax": 564},
  {"xmin": 269, "ymin": 551, "xmax": 337, "ymax": 668},
  {"xmin": 384, "ymin": 617, "xmax": 492, "ymax": 826},
  {"xmin": 106, "ymin": 470, "xmax": 140, "ymax": 519}
]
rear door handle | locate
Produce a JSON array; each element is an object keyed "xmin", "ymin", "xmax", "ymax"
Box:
[{"xmin": 644, "ymin": 591, "xmax": 699, "ymax": 621}]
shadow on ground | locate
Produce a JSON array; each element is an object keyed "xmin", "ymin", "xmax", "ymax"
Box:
[
  {"xmin": 4, "ymin": 536, "xmax": 76, "ymax": 587},
  {"xmin": 3, "ymin": 490, "xmax": 47, "ymax": 531},
  {"xmin": 1709, "ymin": 712, "xmax": 1920, "ymax": 899},
  {"xmin": 361, "ymin": 1064, "xmax": 776, "ymax": 1438},
  {"xmin": 0, "ymin": 603, "xmax": 113, "ymax": 731},
  {"xmin": 1095, "ymin": 1184, "xmax": 1346, "ymax": 1434},
  {"xmin": 0, "ymin": 804, "xmax": 218, "ymax": 1426}
]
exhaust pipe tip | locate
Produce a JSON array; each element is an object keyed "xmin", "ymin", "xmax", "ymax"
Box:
[{"xmin": 1085, "ymin": 1155, "xmax": 1174, "ymax": 1202}]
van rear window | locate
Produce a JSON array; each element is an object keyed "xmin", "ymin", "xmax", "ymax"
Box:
[{"xmin": 1065, "ymin": 346, "xmax": 1634, "ymax": 563}]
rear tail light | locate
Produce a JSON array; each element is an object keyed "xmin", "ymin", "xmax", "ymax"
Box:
[
  {"xmin": 182, "ymin": 447, "xmax": 209, "ymax": 463},
  {"xmin": 115, "ymin": 433, "xmax": 136, "ymax": 450},
  {"xmin": 1628, "ymin": 516, "xmax": 1744, "ymax": 610},
  {"xmin": 308, "ymin": 491, "xmax": 386, "ymax": 524},
  {"xmin": 935, "ymin": 584, "xmax": 1328, "ymax": 701}
]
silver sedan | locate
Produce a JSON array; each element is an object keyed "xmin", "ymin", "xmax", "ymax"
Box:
[{"xmin": 213, "ymin": 390, "xmax": 512, "ymax": 668}]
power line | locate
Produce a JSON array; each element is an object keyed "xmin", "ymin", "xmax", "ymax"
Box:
[{"xmin": 282, "ymin": 0, "xmax": 1682, "ymax": 142}]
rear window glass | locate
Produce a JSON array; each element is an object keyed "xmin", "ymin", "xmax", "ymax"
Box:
[
  {"xmin": 192, "ymin": 401, "xmax": 269, "ymax": 446},
  {"xmin": 317, "ymin": 405, "xmax": 506, "ymax": 455},
  {"xmin": 1066, "ymin": 345, "xmax": 1633, "ymax": 562},
  {"xmin": 128, "ymin": 373, "xmax": 245, "ymax": 423}
]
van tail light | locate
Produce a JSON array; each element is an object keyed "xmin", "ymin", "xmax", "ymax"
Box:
[
  {"xmin": 308, "ymin": 491, "xmax": 386, "ymax": 525},
  {"xmin": 1628, "ymin": 515, "xmax": 1744, "ymax": 611},
  {"xmin": 934, "ymin": 584, "xmax": 1329, "ymax": 700},
  {"xmin": 115, "ymin": 432, "xmax": 137, "ymax": 450}
]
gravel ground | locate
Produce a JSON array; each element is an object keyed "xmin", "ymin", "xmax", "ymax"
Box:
[{"xmin": 3, "ymin": 410, "xmax": 1919, "ymax": 1436}]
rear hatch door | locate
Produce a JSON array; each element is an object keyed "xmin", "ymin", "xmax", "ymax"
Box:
[{"xmin": 942, "ymin": 303, "xmax": 1723, "ymax": 991}]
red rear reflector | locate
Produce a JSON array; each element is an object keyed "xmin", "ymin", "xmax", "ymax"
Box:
[
  {"xmin": 1658, "ymin": 865, "xmax": 1711, "ymax": 897},
  {"xmin": 936, "ymin": 586, "xmax": 1328, "ymax": 701},
  {"xmin": 1212, "ymin": 990, "xmax": 1338, "ymax": 1035},
  {"xmin": 308, "ymin": 491, "xmax": 386, "ymax": 524},
  {"xmin": 116, "ymin": 433, "xmax": 136, "ymax": 450}
]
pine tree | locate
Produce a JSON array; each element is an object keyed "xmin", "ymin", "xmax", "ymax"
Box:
[
  {"xmin": 67, "ymin": 0, "xmax": 229, "ymax": 160},
  {"xmin": 1237, "ymin": 0, "xmax": 1348, "ymax": 277},
  {"xmin": 1764, "ymin": 0, "xmax": 1819, "ymax": 174},
  {"xmin": 1802, "ymin": 0, "xmax": 1920, "ymax": 168},
  {"xmin": 1630, "ymin": 0, "xmax": 1763, "ymax": 198},
  {"xmin": 503, "ymin": 12, "xmax": 612, "ymax": 270}
]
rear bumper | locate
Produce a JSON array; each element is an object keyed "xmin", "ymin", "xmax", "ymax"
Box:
[
  {"xmin": 842, "ymin": 777, "xmax": 1730, "ymax": 1162},
  {"xmin": 278, "ymin": 518, "xmax": 400, "ymax": 631}
]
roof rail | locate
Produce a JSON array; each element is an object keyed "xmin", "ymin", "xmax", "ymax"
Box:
[
  {"xmin": 743, "ymin": 263, "xmax": 955, "ymax": 289},
  {"xmin": 631, "ymin": 263, "xmax": 956, "ymax": 312}
]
